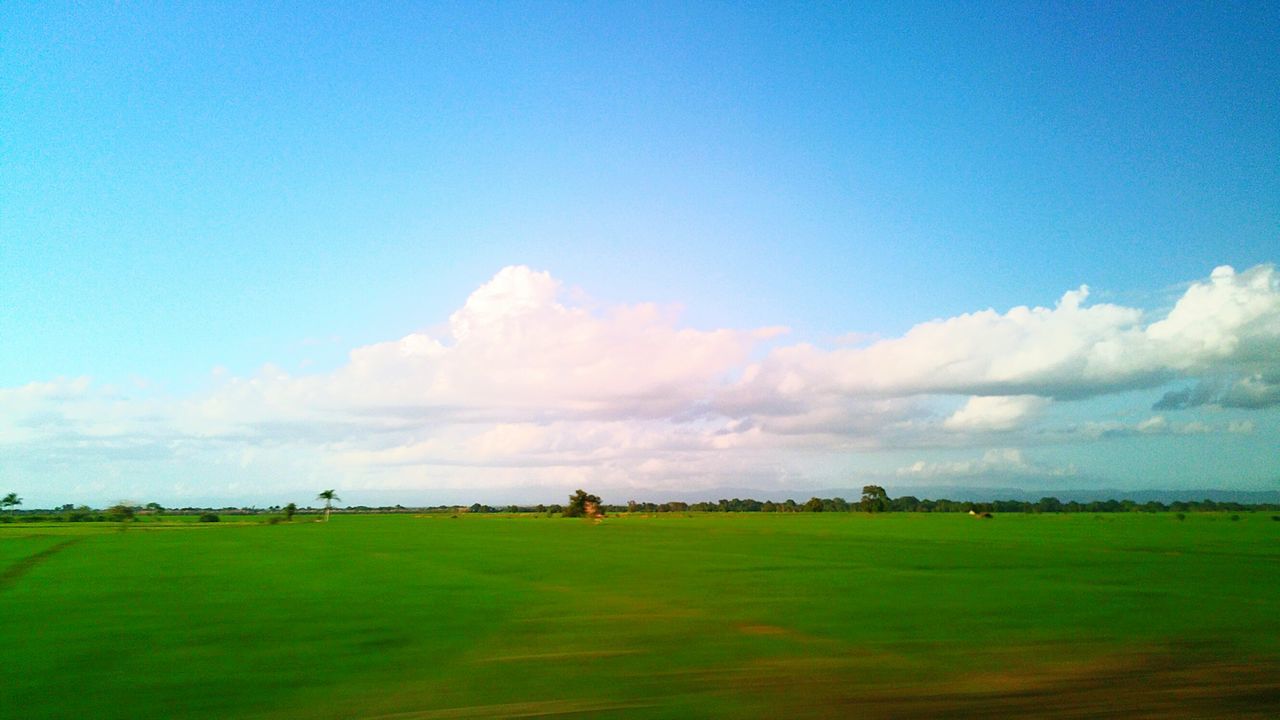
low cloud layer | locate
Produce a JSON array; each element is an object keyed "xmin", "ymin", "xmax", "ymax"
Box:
[
  {"xmin": 896, "ymin": 448, "xmax": 1077, "ymax": 480},
  {"xmin": 2, "ymin": 264, "xmax": 1277, "ymax": 503}
]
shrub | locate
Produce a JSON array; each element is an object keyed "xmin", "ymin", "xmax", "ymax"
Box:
[{"xmin": 198, "ymin": 513, "xmax": 220, "ymax": 523}]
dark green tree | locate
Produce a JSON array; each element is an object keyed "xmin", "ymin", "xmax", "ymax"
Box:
[
  {"xmin": 892, "ymin": 495, "xmax": 921, "ymax": 512},
  {"xmin": 564, "ymin": 489, "xmax": 602, "ymax": 518},
  {"xmin": 860, "ymin": 485, "xmax": 889, "ymax": 512},
  {"xmin": 1036, "ymin": 497, "xmax": 1063, "ymax": 513},
  {"xmin": 283, "ymin": 502, "xmax": 298, "ymax": 521},
  {"xmin": 1, "ymin": 492, "xmax": 20, "ymax": 517}
]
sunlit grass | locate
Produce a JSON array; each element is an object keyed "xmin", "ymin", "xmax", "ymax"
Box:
[{"xmin": 3, "ymin": 512, "xmax": 1277, "ymax": 718}]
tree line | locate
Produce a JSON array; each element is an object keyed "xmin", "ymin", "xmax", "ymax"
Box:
[
  {"xmin": 4, "ymin": 484, "xmax": 1277, "ymax": 524},
  {"xmin": 462, "ymin": 486, "xmax": 1279, "ymax": 515}
]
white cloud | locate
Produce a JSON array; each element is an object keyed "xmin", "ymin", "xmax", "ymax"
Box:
[
  {"xmin": 1, "ymin": 263, "xmax": 1277, "ymax": 502},
  {"xmin": 724, "ymin": 264, "xmax": 1280, "ymax": 414},
  {"xmin": 943, "ymin": 395, "xmax": 1049, "ymax": 432},
  {"xmin": 1135, "ymin": 415, "xmax": 1168, "ymax": 433},
  {"xmin": 896, "ymin": 448, "xmax": 1077, "ymax": 479},
  {"xmin": 312, "ymin": 265, "xmax": 785, "ymax": 420}
]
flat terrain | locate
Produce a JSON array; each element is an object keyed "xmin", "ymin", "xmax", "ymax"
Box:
[{"xmin": 3, "ymin": 512, "xmax": 1278, "ymax": 718}]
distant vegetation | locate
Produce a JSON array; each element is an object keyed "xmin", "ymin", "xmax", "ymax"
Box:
[
  {"xmin": 458, "ymin": 485, "xmax": 1279, "ymax": 516},
  {"xmin": 1, "ymin": 483, "xmax": 1275, "ymax": 524}
]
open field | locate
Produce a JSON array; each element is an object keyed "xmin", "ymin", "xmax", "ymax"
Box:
[{"xmin": 3, "ymin": 512, "xmax": 1278, "ymax": 718}]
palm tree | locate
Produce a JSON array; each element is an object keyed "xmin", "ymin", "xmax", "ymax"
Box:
[
  {"xmin": 2, "ymin": 492, "xmax": 20, "ymax": 517},
  {"xmin": 317, "ymin": 490, "xmax": 340, "ymax": 522}
]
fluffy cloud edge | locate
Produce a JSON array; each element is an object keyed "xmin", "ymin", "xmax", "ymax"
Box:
[{"xmin": 2, "ymin": 263, "xmax": 1277, "ymax": 500}]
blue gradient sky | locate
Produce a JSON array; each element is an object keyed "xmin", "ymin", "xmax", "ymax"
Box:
[{"xmin": 2, "ymin": 3, "xmax": 1277, "ymax": 505}]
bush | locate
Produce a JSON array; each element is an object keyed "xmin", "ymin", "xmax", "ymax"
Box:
[{"xmin": 198, "ymin": 513, "xmax": 220, "ymax": 523}]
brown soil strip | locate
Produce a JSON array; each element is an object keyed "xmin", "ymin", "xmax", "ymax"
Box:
[
  {"xmin": 478, "ymin": 650, "xmax": 640, "ymax": 663},
  {"xmin": 361, "ymin": 699, "xmax": 654, "ymax": 719},
  {"xmin": 727, "ymin": 647, "xmax": 1280, "ymax": 719},
  {"xmin": 0, "ymin": 537, "xmax": 83, "ymax": 589}
]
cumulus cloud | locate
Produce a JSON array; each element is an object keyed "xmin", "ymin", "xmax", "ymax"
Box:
[
  {"xmin": 724, "ymin": 264, "xmax": 1280, "ymax": 415},
  {"xmin": 943, "ymin": 395, "xmax": 1049, "ymax": 432},
  {"xmin": 312, "ymin": 266, "xmax": 785, "ymax": 420},
  {"xmin": 1, "ymin": 263, "xmax": 1277, "ymax": 500}
]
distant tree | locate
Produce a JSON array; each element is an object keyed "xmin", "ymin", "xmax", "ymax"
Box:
[
  {"xmin": 2, "ymin": 492, "xmax": 20, "ymax": 517},
  {"xmin": 1036, "ymin": 497, "xmax": 1063, "ymax": 513},
  {"xmin": 892, "ymin": 495, "xmax": 921, "ymax": 512},
  {"xmin": 107, "ymin": 503, "xmax": 135, "ymax": 524},
  {"xmin": 564, "ymin": 489, "xmax": 602, "ymax": 518},
  {"xmin": 803, "ymin": 497, "xmax": 824, "ymax": 512},
  {"xmin": 144, "ymin": 502, "xmax": 164, "ymax": 512},
  {"xmin": 860, "ymin": 485, "xmax": 889, "ymax": 512},
  {"xmin": 198, "ymin": 512, "xmax": 220, "ymax": 523},
  {"xmin": 316, "ymin": 490, "xmax": 340, "ymax": 522},
  {"xmin": 283, "ymin": 503, "xmax": 298, "ymax": 522}
]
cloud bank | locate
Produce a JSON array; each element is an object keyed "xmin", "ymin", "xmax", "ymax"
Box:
[{"xmin": 2, "ymin": 264, "xmax": 1277, "ymax": 503}]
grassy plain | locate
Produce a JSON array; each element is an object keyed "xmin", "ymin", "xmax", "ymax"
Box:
[{"xmin": 3, "ymin": 512, "xmax": 1278, "ymax": 718}]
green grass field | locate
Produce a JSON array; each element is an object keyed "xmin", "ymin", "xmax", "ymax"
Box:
[{"xmin": 3, "ymin": 512, "xmax": 1277, "ymax": 718}]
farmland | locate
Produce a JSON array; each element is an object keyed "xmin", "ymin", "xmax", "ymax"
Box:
[{"xmin": 3, "ymin": 512, "xmax": 1278, "ymax": 718}]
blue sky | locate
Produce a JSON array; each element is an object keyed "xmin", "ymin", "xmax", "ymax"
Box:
[{"xmin": 2, "ymin": 3, "xmax": 1277, "ymax": 506}]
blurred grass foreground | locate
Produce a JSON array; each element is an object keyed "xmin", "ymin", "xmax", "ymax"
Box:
[{"xmin": 3, "ymin": 512, "xmax": 1278, "ymax": 718}]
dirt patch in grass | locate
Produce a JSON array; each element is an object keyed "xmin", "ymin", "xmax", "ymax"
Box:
[
  {"xmin": 737, "ymin": 624, "xmax": 788, "ymax": 636},
  {"xmin": 728, "ymin": 644, "xmax": 1280, "ymax": 719},
  {"xmin": 478, "ymin": 650, "xmax": 640, "ymax": 663},
  {"xmin": 0, "ymin": 537, "xmax": 82, "ymax": 590},
  {"xmin": 361, "ymin": 698, "xmax": 655, "ymax": 719}
]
